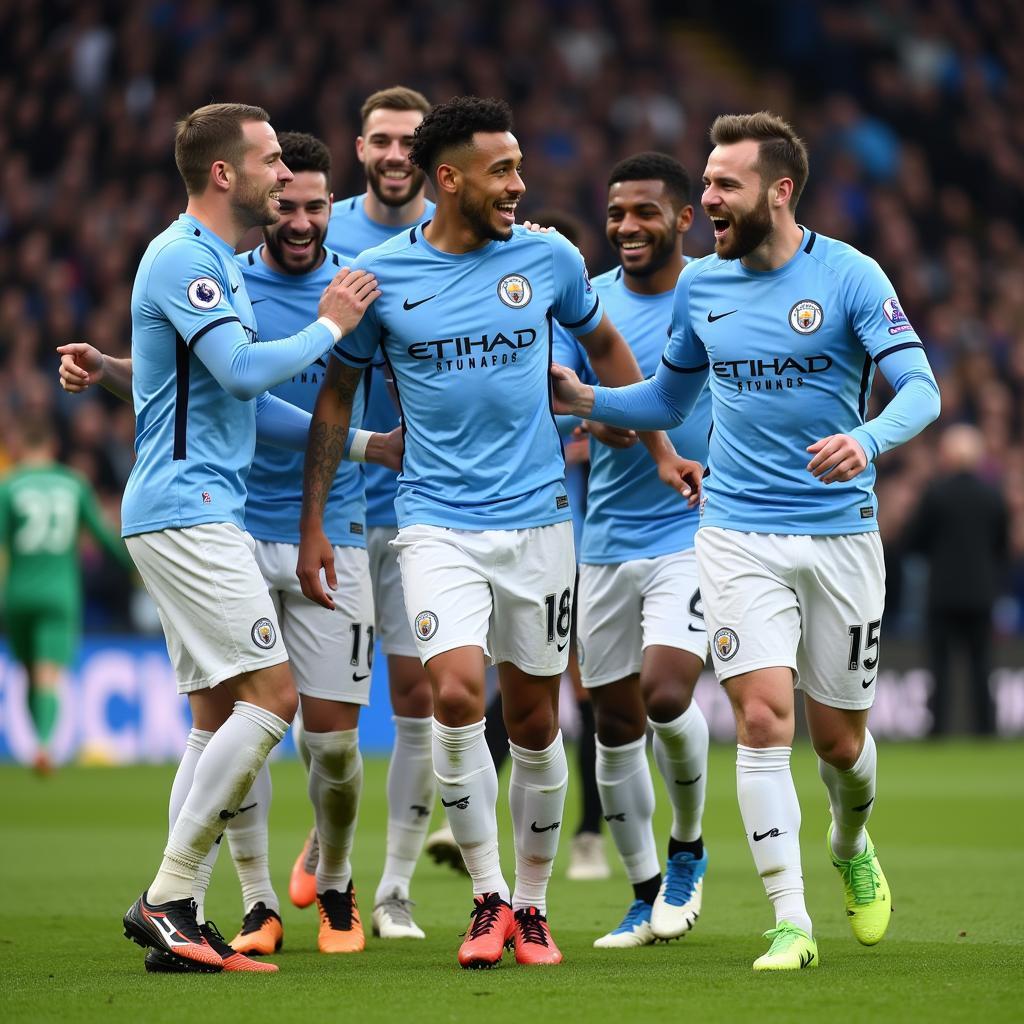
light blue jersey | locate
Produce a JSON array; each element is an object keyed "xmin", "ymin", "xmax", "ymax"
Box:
[
  {"xmin": 239, "ymin": 245, "xmax": 367, "ymax": 547},
  {"xmin": 561, "ymin": 267, "xmax": 712, "ymax": 564},
  {"xmin": 123, "ymin": 214, "xmax": 261, "ymax": 536},
  {"xmin": 590, "ymin": 229, "xmax": 940, "ymax": 536},
  {"xmin": 334, "ymin": 224, "xmax": 602, "ymax": 530},
  {"xmin": 327, "ymin": 194, "xmax": 436, "ymax": 528}
]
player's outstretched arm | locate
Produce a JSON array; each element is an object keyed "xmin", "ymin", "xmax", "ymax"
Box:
[
  {"xmin": 806, "ymin": 346, "xmax": 941, "ymax": 484},
  {"xmin": 58, "ymin": 343, "xmax": 132, "ymax": 401},
  {"xmin": 298, "ymin": 358, "xmax": 363, "ymax": 609},
  {"xmin": 193, "ymin": 268, "xmax": 381, "ymax": 401}
]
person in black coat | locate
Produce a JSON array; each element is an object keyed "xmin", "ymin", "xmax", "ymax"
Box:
[{"xmin": 905, "ymin": 425, "xmax": 1009, "ymax": 735}]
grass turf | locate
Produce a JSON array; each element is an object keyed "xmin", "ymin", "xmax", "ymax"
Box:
[{"xmin": 2, "ymin": 740, "xmax": 1022, "ymax": 1023}]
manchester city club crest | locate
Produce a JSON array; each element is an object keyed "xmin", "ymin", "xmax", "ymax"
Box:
[
  {"xmin": 713, "ymin": 627, "xmax": 740, "ymax": 661},
  {"xmin": 415, "ymin": 610, "xmax": 439, "ymax": 642},
  {"xmin": 788, "ymin": 299, "xmax": 823, "ymax": 334},
  {"xmin": 251, "ymin": 617, "xmax": 277, "ymax": 649},
  {"xmin": 188, "ymin": 276, "xmax": 222, "ymax": 310},
  {"xmin": 497, "ymin": 273, "xmax": 532, "ymax": 308}
]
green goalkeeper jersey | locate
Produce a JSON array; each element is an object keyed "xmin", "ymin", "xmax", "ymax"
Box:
[{"xmin": 0, "ymin": 462, "xmax": 130, "ymax": 615}]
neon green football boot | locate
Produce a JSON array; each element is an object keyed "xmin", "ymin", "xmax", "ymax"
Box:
[
  {"xmin": 828, "ymin": 825, "xmax": 892, "ymax": 945},
  {"xmin": 752, "ymin": 920, "xmax": 819, "ymax": 971}
]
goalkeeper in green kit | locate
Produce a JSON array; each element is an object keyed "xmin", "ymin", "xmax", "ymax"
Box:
[{"xmin": 0, "ymin": 420, "xmax": 133, "ymax": 772}]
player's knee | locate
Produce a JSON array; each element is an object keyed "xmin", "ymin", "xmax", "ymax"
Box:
[
  {"xmin": 736, "ymin": 699, "xmax": 789, "ymax": 748},
  {"xmin": 432, "ymin": 674, "xmax": 478, "ymax": 726},
  {"xmin": 594, "ymin": 700, "xmax": 645, "ymax": 747},
  {"xmin": 643, "ymin": 678, "xmax": 688, "ymax": 724},
  {"xmin": 271, "ymin": 686, "xmax": 300, "ymax": 724},
  {"xmin": 505, "ymin": 699, "xmax": 558, "ymax": 749},
  {"xmin": 394, "ymin": 678, "xmax": 433, "ymax": 718},
  {"xmin": 814, "ymin": 733, "xmax": 861, "ymax": 771}
]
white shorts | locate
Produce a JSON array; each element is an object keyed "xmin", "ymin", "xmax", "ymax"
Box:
[
  {"xmin": 368, "ymin": 526, "xmax": 418, "ymax": 658},
  {"xmin": 695, "ymin": 526, "xmax": 886, "ymax": 711},
  {"xmin": 392, "ymin": 521, "xmax": 576, "ymax": 676},
  {"xmin": 577, "ymin": 549, "xmax": 708, "ymax": 688},
  {"xmin": 254, "ymin": 540, "xmax": 375, "ymax": 705},
  {"xmin": 126, "ymin": 523, "xmax": 287, "ymax": 695}
]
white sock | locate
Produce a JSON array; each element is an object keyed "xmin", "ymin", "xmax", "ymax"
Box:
[
  {"xmin": 819, "ymin": 730, "xmax": 876, "ymax": 861},
  {"xmin": 305, "ymin": 728, "xmax": 362, "ymax": 894},
  {"xmin": 736, "ymin": 745, "xmax": 811, "ymax": 935},
  {"xmin": 509, "ymin": 732, "xmax": 569, "ymax": 914},
  {"xmin": 596, "ymin": 735, "xmax": 659, "ymax": 884},
  {"xmin": 650, "ymin": 701, "xmax": 709, "ymax": 844},
  {"xmin": 376, "ymin": 716, "xmax": 435, "ymax": 904},
  {"xmin": 432, "ymin": 718, "xmax": 508, "ymax": 901},
  {"xmin": 293, "ymin": 707, "xmax": 312, "ymax": 772},
  {"xmin": 167, "ymin": 728, "xmax": 219, "ymax": 921},
  {"xmin": 150, "ymin": 702, "xmax": 287, "ymax": 905},
  {"xmin": 225, "ymin": 760, "xmax": 280, "ymax": 914}
]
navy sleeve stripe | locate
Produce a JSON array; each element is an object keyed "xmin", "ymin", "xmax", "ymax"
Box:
[
  {"xmin": 188, "ymin": 315, "xmax": 240, "ymax": 347},
  {"xmin": 334, "ymin": 345, "xmax": 374, "ymax": 365},
  {"xmin": 562, "ymin": 296, "xmax": 600, "ymax": 330},
  {"xmin": 662, "ymin": 354, "xmax": 709, "ymax": 374},
  {"xmin": 173, "ymin": 335, "xmax": 190, "ymax": 461},
  {"xmin": 874, "ymin": 340, "xmax": 924, "ymax": 363}
]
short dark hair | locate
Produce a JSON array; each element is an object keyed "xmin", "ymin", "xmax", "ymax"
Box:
[
  {"xmin": 174, "ymin": 102, "xmax": 270, "ymax": 196},
  {"xmin": 527, "ymin": 209, "xmax": 585, "ymax": 248},
  {"xmin": 709, "ymin": 111, "xmax": 809, "ymax": 209},
  {"xmin": 409, "ymin": 96, "xmax": 514, "ymax": 176},
  {"xmin": 361, "ymin": 86, "xmax": 432, "ymax": 126},
  {"xmin": 278, "ymin": 132, "xmax": 331, "ymax": 186},
  {"xmin": 607, "ymin": 152, "xmax": 692, "ymax": 210}
]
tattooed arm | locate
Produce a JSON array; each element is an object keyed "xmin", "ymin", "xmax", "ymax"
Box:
[{"xmin": 297, "ymin": 358, "xmax": 363, "ymax": 608}]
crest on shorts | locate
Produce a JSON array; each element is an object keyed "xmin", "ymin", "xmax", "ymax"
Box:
[
  {"xmin": 788, "ymin": 299, "xmax": 823, "ymax": 334},
  {"xmin": 251, "ymin": 617, "xmax": 277, "ymax": 649},
  {"xmin": 713, "ymin": 627, "xmax": 739, "ymax": 662},
  {"xmin": 497, "ymin": 274, "xmax": 532, "ymax": 308},
  {"xmin": 188, "ymin": 277, "xmax": 222, "ymax": 310},
  {"xmin": 415, "ymin": 610, "xmax": 439, "ymax": 642}
]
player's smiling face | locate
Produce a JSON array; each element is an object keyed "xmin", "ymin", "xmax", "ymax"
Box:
[
  {"xmin": 263, "ymin": 171, "xmax": 332, "ymax": 275},
  {"xmin": 606, "ymin": 179, "xmax": 689, "ymax": 278},
  {"xmin": 702, "ymin": 139, "xmax": 774, "ymax": 261},
  {"xmin": 232, "ymin": 121, "xmax": 293, "ymax": 229},
  {"xmin": 453, "ymin": 131, "xmax": 524, "ymax": 243},
  {"xmin": 358, "ymin": 108, "xmax": 427, "ymax": 208}
]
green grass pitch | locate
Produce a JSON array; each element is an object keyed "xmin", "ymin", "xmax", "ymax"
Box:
[{"xmin": 2, "ymin": 740, "xmax": 1022, "ymax": 1023}]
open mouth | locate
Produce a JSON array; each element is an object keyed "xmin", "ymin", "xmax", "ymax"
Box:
[
  {"xmin": 269, "ymin": 190, "xmax": 283, "ymax": 207},
  {"xmin": 496, "ymin": 200, "xmax": 518, "ymax": 225},
  {"xmin": 280, "ymin": 234, "xmax": 315, "ymax": 257},
  {"xmin": 710, "ymin": 216, "xmax": 730, "ymax": 240},
  {"xmin": 380, "ymin": 167, "xmax": 412, "ymax": 185},
  {"xmin": 618, "ymin": 238, "xmax": 651, "ymax": 254}
]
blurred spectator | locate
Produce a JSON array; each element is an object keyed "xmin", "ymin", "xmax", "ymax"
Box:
[{"xmin": 904, "ymin": 426, "xmax": 1009, "ymax": 735}]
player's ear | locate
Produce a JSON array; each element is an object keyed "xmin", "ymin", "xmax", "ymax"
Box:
[
  {"xmin": 355, "ymin": 136, "xmax": 366, "ymax": 161},
  {"xmin": 435, "ymin": 162, "xmax": 459, "ymax": 196},
  {"xmin": 773, "ymin": 177, "xmax": 793, "ymax": 209},
  {"xmin": 210, "ymin": 160, "xmax": 231, "ymax": 193},
  {"xmin": 676, "ymin": 203, "xmax": 694, "ymax": 234}
]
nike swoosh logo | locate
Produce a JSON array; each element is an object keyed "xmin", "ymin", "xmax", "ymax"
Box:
[
  {"xmin": 603, "ymin": 812, "xmax": 625, "ymax": 822},
  {"xmin": 707, "ymin": 309, "xmax": 737, "ymax": 322},
  {"xmin": 352, "ymin": 672, "xmax": 370, "ymax": 681},
  {"xmin": 530, "ymin": 821, "xmax": 560, "ymax": 833},
  {"xmin": 675, "ymin": 775, "xmax": 702, "ymax": 786},
  {"xmin": 861, "ymin": 677, "xmax": 876, "ymax": 689},
  {"xmin": 852, "ymin": 797, "xmax": 875, "ymax": 813},
  {"xmin": 403, "ymin": 295, "xmax": 436, "ymax": 310},
  {"xmin": 237, "ymin": 803, "xmax": 257, "ymax": 814},
  {"xmin": 441, "ymin": 795, "xmax": 470, "ymax": 808},
  {"xmin": 753, "ymin": 828, "xmax": 786, "ymax": 841},
  {"xmin": 687, "ymin": 624, "xmax": 706, "ymax": 633},
  {"xmin": 231, "ymin": 284, "xmax": 239, "ymax": 293},
  {"xmin": 557, "ymin": 640, "xmax": 568, "ymax": 652}
]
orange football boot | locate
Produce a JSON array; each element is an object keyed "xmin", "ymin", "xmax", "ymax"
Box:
[
  {"xmin": 457, "ymin": 893, "xmax": 515, "ymax": 969},
  {"xmin": 512, "ymin": 906, "xmax": 563, "ymax": 965},
  {"xmin": 201, "ymin": 922, "xmax": 278, "ymax": 972},
  {"xmin": 290, "ymin": 827, "xmax": 318, "ymax": 909},
  {"xmin": 230, "ymin": 902, "xmax": 283, "ymax": 955},
  {"xmin": 317, "ymin": 882, "xmax": 365, "ymax": 953}
]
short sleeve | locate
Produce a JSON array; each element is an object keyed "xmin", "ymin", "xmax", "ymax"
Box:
[
  {"xmin": 841, "ymin": 252, "xmax": 923, "ymax": 362},
  {"xmin": 662, "ymin": 263, "xmax": 709, "ymax": 373},
  {"xmin": 147, "ymin": 239, "xmax": 241, "ymax": 348},
  {"xmin": 332, "ymin": 254, "xmax": 383, "ymax": 368},
  {"xmin": 549, "ymin": 233, "xmax": 602, "ymax": 337}
]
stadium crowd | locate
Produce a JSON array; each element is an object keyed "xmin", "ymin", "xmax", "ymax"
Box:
[{"xmin": 0, "ymin": 0, "xmax": 1021, "ymax": 633}]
